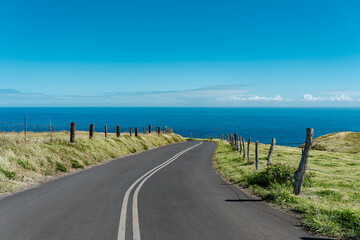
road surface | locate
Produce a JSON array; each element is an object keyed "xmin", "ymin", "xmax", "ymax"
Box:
[{"xmin": 0, "ymin": 141, "xmax": 329, "ymax": 240}]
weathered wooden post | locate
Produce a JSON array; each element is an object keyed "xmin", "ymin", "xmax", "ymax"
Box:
[
  {"xmin": 116, "ymin": 125, "xmax": 120, "ymax": 137},
  {"xmin": 135, "ymin": 127, "xmax": 138, "ymax": 137},
  {"xmin": 267, "ymin": 138, "xmax": 276, "ymax": 166},
  {"xmin": 294, "ymin": 128, "xmax": 314, "ymax": 195},
  {"xmin": 157, "ymin": 127, "xmax": 160, "ymax": 134},
  {"xmin": 49, "ymin": 117, "xmax": 53, "ymax": 143},
  {"xmin": 143, "ymin": 127, "xmax": 146, "ymax": 134},
  {"xmin": 239, "ymin": 136, "xmax": 242, "ymax": 153},
  {"xmin": 255, "ymin": 141, "xmax": 259, "ymax": 170},
  {"xmin": 70, "ymin": 122, "xmax": 76, "ymax": 143},
  {"xmin": 130, "ymin": 127, "xmax": 132, "ymax": 136},
  {"xmin": 105, "ymin": 125, "xmax": 108, "ymax": 138},
  {"xmin": 89, "ymin": 124, "xmax": 95, "ymax": 139},
  {"xmin": 24, "ymin": 114, "xmax": 27, "ymax": 143},
  {"xmin": 149, "ymin": 124, "xmax": 152, "ymax": 133},
  {"xmin": 247, "ymin": 138, "xmax": 251, "ymax": 162},
  {"xmin": 242, "ymin": 138, "xmax": 246, "ymax": 159},
  {"xmin": 234, "ymin": 133, "xmax": 237, "ymax": 148}
]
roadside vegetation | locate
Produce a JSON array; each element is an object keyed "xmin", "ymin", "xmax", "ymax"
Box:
[
  {"xmin": 0, "ymin": 131, "xmax": 184, "ymax": 194},
  {"xmin": 213, "ymin": 132, "xmax": 360, "ymax": 240}
]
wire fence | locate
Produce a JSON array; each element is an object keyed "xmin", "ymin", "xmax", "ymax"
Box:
[{"xmin": 0, "ymin": 120, "xmax": 55, "ymax": 133}]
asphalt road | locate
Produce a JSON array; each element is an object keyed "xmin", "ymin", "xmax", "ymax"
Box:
[{"xmin": 0, "ymin": 141, "xmax": 330, "ymax": 240}]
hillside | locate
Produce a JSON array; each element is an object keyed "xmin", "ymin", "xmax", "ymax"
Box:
[{"xmin": 309, "ymin": 131, "xmax": 360, "ymax": 153}]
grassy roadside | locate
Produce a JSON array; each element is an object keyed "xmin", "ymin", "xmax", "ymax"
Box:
[
  {"xmin": 0, "ymin": 131, "xmax": 185, "ymax": 194},
  {"xmin": 213, "ymin": 133, "xmax": 360, "ymax": 240}
]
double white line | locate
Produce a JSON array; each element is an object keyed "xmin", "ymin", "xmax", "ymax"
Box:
[{"xmin": 117, "ymin": 142, "xmax": 202, "ymax": 240}]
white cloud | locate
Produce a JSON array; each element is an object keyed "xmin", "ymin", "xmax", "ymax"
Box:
[
  {"xmin": 303, "ymin": 93, "xmax": 352, "ymax": 102},
  {"xmin": 225, "ymin": 95, "xmax": 290, "ymax": 102}
]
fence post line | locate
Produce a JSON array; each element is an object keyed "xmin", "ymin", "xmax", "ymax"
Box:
[
  {"xmin": 116, "ymin": 125, "xmax": 120, "ymax": 138},
  {"xmin": 294, "ymin": 128, "xmax": 314, "ymax": 195},
  {"xmin": 255, "ymin": 141, "xmax": 259, "ymax": 170},
  {"xmin": 143, "ymin": 127, "xmax": 145, "ymax": 134},
  {"xmin": 89, "ymin": 124, "xmax": 95, "ymax": 139},
  {"xmin": 130, "ymin": 127, "xmax": 132, "ymax": 136},
  {"xmin": 135, "ymin": 127, "xmax": 138, "ymax": 137},
  {"xmin": 105, "ymin": 125, "xmax": 108, "ymax": 139},
  {"xmin": 149, "ymin": 124, "xmax": 152, "ymax": 133},
  {"xmin": 267, "ymin": 138, "xmax": 276, "ymax": 166},
  {"xmin": 247, "ymin": 138, "xmax": 251, "ymax": 163},
  {"xmin": 234, "ymin": 133, "xmax": 237, "ymax": 148},
  {"xmin": 70, "ymin": 122, "xmax": 76, "ymax": 143}
]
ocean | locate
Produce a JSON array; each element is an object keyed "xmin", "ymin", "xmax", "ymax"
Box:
[{"xmin": 1, "ymin": 107, "xmax": 359, "ymax": 147}]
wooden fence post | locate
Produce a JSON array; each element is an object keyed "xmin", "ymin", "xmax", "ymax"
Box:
[
  {"xmin": 89, "ymin": 124, "xmax": 95, "ymax": 139},
  {"xmin": 242, "ymin": 138, "xmax": 246, "ymax": 159},
  {"xmin": 116, "ymin": 125, "xmax": 120, "ymax": 138},
  {"xmin": 48, "ymin": 117, "xmax": 53, "ymax": 143},
  {"xmin": 70, "ymin": 122, "xmax": 76, "ymax": 143},
  {"xmin": 247, "ymin": 138, "xmax": 251, "ymax": 163},
  {"xmin": 130, "ymin": 127, "xmax": 132, "ymax": 136},
  {"xmin": 267, "ymin": 138, "xmax": 276, "ymax": 166},
  {"xmin": 294, "ymin": 128, "xmax": 314, "ymax": 195},
  {"xmin": 24, "ymin": 114, "xmax": 27, "ymax": 143},
  {"xmin": 239, "ymin": 136, "xmax": 242, "ymax": 153},
  {"xmin": 105, "ymin": 125, "xmax": 108, "ymax": 138},
  {"xmin": 234, "ymin": 134, "xmax": 237, "ymax": 148},
  {"xmin": 143, "ymin": 127, "xmax": 145, "ymax": 134},
  {"xmin": 157, "ymin": 127, "xmax": 160, "ymax": 134},
  {"xmin": 149, "ymin": 124, "xmax": 152, "ymax": 133},
  {"xmin": 135, "ymin": 127, "xmax": 138, "ymax": 137},
  {"xmin": 255, "ymin": 141, "xmax": 259, "ymax": 170}
]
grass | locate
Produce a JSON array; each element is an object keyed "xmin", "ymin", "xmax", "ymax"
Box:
[
  {"xmin": 0, "ymin": 131, "xmax": 185, "ymax": 194},
  {"xmin": 213, "ymin": 132, "xmax": 360, "ymax": 240}
]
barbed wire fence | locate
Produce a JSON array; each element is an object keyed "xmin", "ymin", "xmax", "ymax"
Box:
[{"xmin": 0, "ymin": 115, "xmax": 60, "ymax": 144}]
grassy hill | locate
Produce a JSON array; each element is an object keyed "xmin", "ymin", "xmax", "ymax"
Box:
[
  {"xmin": 0, "ymin": 131, "xmax": 184, "ymax": 194},
  {"xmin": 213, "ymin": 132, "xmax": 360, "ymax": 239},
  {"xmin": 309, "ymin": 131, "xmax": 360, "ymax": 153}
]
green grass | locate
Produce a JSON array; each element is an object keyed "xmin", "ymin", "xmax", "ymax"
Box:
[
  {"xmin": 213, "ymin": 133, "xmax": 360, "ymax": 239},
  {"xmin": 0, "ymin": 131, "xmax": 185, "ymax": 194}
]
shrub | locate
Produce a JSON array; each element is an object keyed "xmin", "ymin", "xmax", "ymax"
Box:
[{"xmin": 244, "ymin": 164, "xmax": 315, "ymax": 189}]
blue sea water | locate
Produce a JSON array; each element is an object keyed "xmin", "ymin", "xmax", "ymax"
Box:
[{"xmin": 0, "ymin": 107, "xmax": 360, "ymax": 147}]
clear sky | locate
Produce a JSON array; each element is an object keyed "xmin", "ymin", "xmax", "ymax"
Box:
[{"xmin": 1, "ymin": 0, "xmax": 360, "ymax": 107}]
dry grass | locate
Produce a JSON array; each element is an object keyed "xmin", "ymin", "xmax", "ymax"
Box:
[
  {"xmin": 310, "ymin": 131, "xmax": 360, "ymax": 153},
  {"xmin": 213, "ymin": 133, "xmax": 360, "ymax": 239},
  {"xmin": 0, "ymin": 131, "xmax": 185, "ymax": 194}
]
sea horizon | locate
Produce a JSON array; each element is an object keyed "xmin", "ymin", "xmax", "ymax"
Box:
[{"xmin": 1, "ymin": 107, "xmax": 360, "ymax": 147}]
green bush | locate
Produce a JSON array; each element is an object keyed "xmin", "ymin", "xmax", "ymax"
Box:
[
  {"xmin": 55, "ymin": 161, "xmax": 67, "ymax": 172},
  {"xmin": 244, "ymin": 164, "xmax": 315, "ymax": 188}
]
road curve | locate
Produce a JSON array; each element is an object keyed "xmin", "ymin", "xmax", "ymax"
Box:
[{"xmin": 0, "ymin": 141, "xmax": 328, "ymax": 240}]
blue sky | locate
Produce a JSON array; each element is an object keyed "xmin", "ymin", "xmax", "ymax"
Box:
[{"xmin": 0, "ymin": 0, "xmax": 360, "ymax": 107}]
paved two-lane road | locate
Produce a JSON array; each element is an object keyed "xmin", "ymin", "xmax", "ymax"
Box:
[{"xmin": 0, "ymin": 141, "xmax": 328, "ymax": 240}]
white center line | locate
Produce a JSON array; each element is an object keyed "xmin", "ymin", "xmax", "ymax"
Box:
[{"xmin": 117, "ymin": 142, "xmax": 202, "ymax": 240}]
